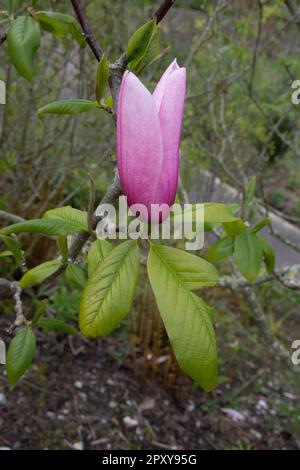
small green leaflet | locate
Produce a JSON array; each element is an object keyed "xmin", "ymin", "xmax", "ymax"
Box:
[
  {"xmin": 258, "ymin": 236, "xmax": 275, "ymax": 274},
  {"xmin": 80, "ymin": 241, "xmax": 140, "ymax": 338},
  {"xmin": 147, "ymin": 244, "xmax": 218, "ymax": 392},
  {"xmin": 223, "ymin": 219, "xmax": 246, "ymax": 239},
  {"xmin": 7, "ymin": 0, "xmax": 14, "ymax": 15},
  {"xmin": 243, "ymin": 176, "xmax": 256, "ymax": 207},
  {"xmin": 0, "ymin": 234, "xmax": 23, "ymax": 263},
  {"xmin": 95, "ymin": 55, "xmax": 110, "ymax": 103},
  {"xmin": 31, "ymin": 299, "xmax": 48, "ymax": 326},
  {"xmin": 7, "ymin": 16, "xmax": 41, "ymax": 81},
  {"xmin": 6, "ymin": 328, "xmax": 36, "ymax": 387},
  {"xmin": 19, "ymin": 259, "xmax": 62, "ymax": 288},
  {"xmin": 66, "ymin": 264, "xmax": 86, "ymax": 289},
  {"xmin": 233, "ymin": 229, "xmax": 263, "ymax": 282},
  {"xmin": 206, "ymin": 237, "xmax": 234, "ymax": 262},
  {"xmin": 127, "ymin": 20, "xmax": 160, "ymax": 74},
  {"xmin": 87, "ymin": 239, "xmax": 113, "ymax": 277},
  {"xmin": 38, "ymin": 99, "xmax": 98, "ymax": 115},
  {"xmin": 38, "ymin": 318, "xmax": 77, "ymax": 336}
]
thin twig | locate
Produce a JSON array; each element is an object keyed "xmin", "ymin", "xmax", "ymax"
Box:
[
  {"xmin": 70, "ymin": 0, "xmax": 103, "ymax": 62},
  {"xmin": 153, "ymin": 0, "xmax": 176, "ymax": 24}
]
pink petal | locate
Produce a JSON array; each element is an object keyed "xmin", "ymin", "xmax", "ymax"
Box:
[
  {"xmin": 152, "ymin": 59, "xmax": 179, "ymax": 111},
  {"xmin": 155, "ymin": 66, "xmax": 186, "ymax": 207},
  {"xmin": 117, "ymin": 72, "xmax": 163, "ymax": 218}
]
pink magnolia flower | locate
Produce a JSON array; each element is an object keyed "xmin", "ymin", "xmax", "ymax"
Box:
[{"xmin": 117, "ymin": 59, "xmax": 186, "ymax": 223}]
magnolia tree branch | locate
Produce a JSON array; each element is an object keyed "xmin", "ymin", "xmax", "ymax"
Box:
[
  {"xmin": 70, "ymin": 0, "xmax": 103, "ymax": 61},
  {"xmin": 0, "ymin": 278, "xmax": 27, "ymax": 329},
  {"xmin": 153, "ymin": 0, "xmax": 176, "ymax": 23},
  {"xmin": 219, "ymin": 264, "xmax": 300, "ymax": 291}
]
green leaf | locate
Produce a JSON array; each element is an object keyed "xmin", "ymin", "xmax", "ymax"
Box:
[
  {"xmin": 66, "ymin": 264, "xmax": 86, "ymax": 289},
  {"xmin": 7, "ymin": 16, "xmax": 41, "ymax": 81},
  {"xmin": 104, "ymin": 95, "xmax": 113, "ymax": 108},
  {"xmin": 7, "ymin": 0, "xmax": 14, "ymax": 15},
  {"xmin": 38, "ymin": 99, "xmax": 98, "ymax": 115},
  {"xmin": 127, "ymin": 19, "xmax": 160, "ymax": 74},
  {"xmin": 223, "ymin": 219, "xmax": 246, "ymax": 239},
  {"xmin": 253, "ymin": 218, "xmax": 270, "ymax": 233},
  {"xmin": 244, "ymin": 176, "xmax": 256, "ymax": 207},
  {"xmin": 0, "ymin": 217, "xmax": 87, "ymax": 237},
  {"xmin": 43, "ymin": 205, "xmax": 88, "ymax": 229},
  {"xmin": 0, "ymin": 250, "xmax": 14, "ymax": 257},
  {"xmin": 95, "ymin": 55, "xmax": 110, "ymax": 103},
  {"xmin": 36, "ymin": 11, "xmax": 69, "ymax": 38},
  {"xmin": 204, "ymin": 203, "xmax": 239, "ymax": 223},
  {"xmin": 0, "ymin": 234, "xmax": 23, "ymax": 262},
  {"xmin": 147, "ymin": 244, "xmax": 218, "ymax": 392},
  {"xmin": 233, "ymin": 229, "xmax": 263, "ymax": 282},
  {"xmin": 36, "ymin": 11, "xmax": 85, "ymax": 47},
  {"xmin": 6, "ymin": 328, "xmax": 36, "ymax": 387},
  {"xmin": 31, "ymin": 299, "xmax": 48, "ymax": 326},
  {"xmin": 259, "ymin": 236, "xmax": 275, "ymax": 274},
  {"xmin": 19, "ymin": 259, "xmax": 62, "ymax": 288},
  {"xmin": 206, "ymin": 237, "xmax": 234, "ymax": 262},
  {"xmin": 87, "ymin": 239, "xmax": 112, "ymax": 277},
  {"xmin": 38, "ymin": 318, "xmax": 77, "ymax": 336},
  {"xmin": 148, "ymin": 244, "xmax": 219, "ymax": 289},
  {"xmin": 80, "ymin": 241, "xmax": 140, "ymax": 338},
  {"xmin": 173, "ymin": 203, "xmax": 238, "ymax": 224}
]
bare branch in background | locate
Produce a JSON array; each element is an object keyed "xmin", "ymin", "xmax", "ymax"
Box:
[
  {"xmin": 284, "ymin": 0, "xmax": 300, "ymax": 33},
  {"xmin": 0, "ymin": 210, "xmax": 25, "ymax": 224}
]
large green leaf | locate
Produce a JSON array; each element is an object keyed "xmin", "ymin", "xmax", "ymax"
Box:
[
  {"xmin": 147, "ymin": 244, "xmax": 218, "ymax": 391},
  {"xmin": 87, "ymin": 239, "xmax": 112, "ymax": 277},
  {"xmin": 0, "ymin": 217, "xmax": 87, "ymax": 237},
  {"xmin": 36, "ymin": 11, "xmax": 85, "ymax": 47},
  {"xmin": 234, "ymin": 229, "xmax": 263, "ymax": 282},
  {"xmin": 38, "ymin": 99, "xmax": 98, "ymax": 115},
  {"xmin": 80, "ymin": 241, "xmax": 140, "ymax": 338},
  {"xmin": 19, "ymin": 259, "xmax": 62, "ymax": 288},
  {"xmin": 6, "ymin": 328, "xmax": 36, "ymax": 387},
  {"xmin": 127, "ymin": 19, "xmax": 160, "ymax": 74},
  {"xmin": 43, "ymin": 205, "xmax": 88, "ymax": 229},
  {"xmin": 148, "ymin": 244, "xmax": 219, "ymax": 289},
  {"xmin": 7, "ymin": 16, "xmax": 41, "ymax": 81}
]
